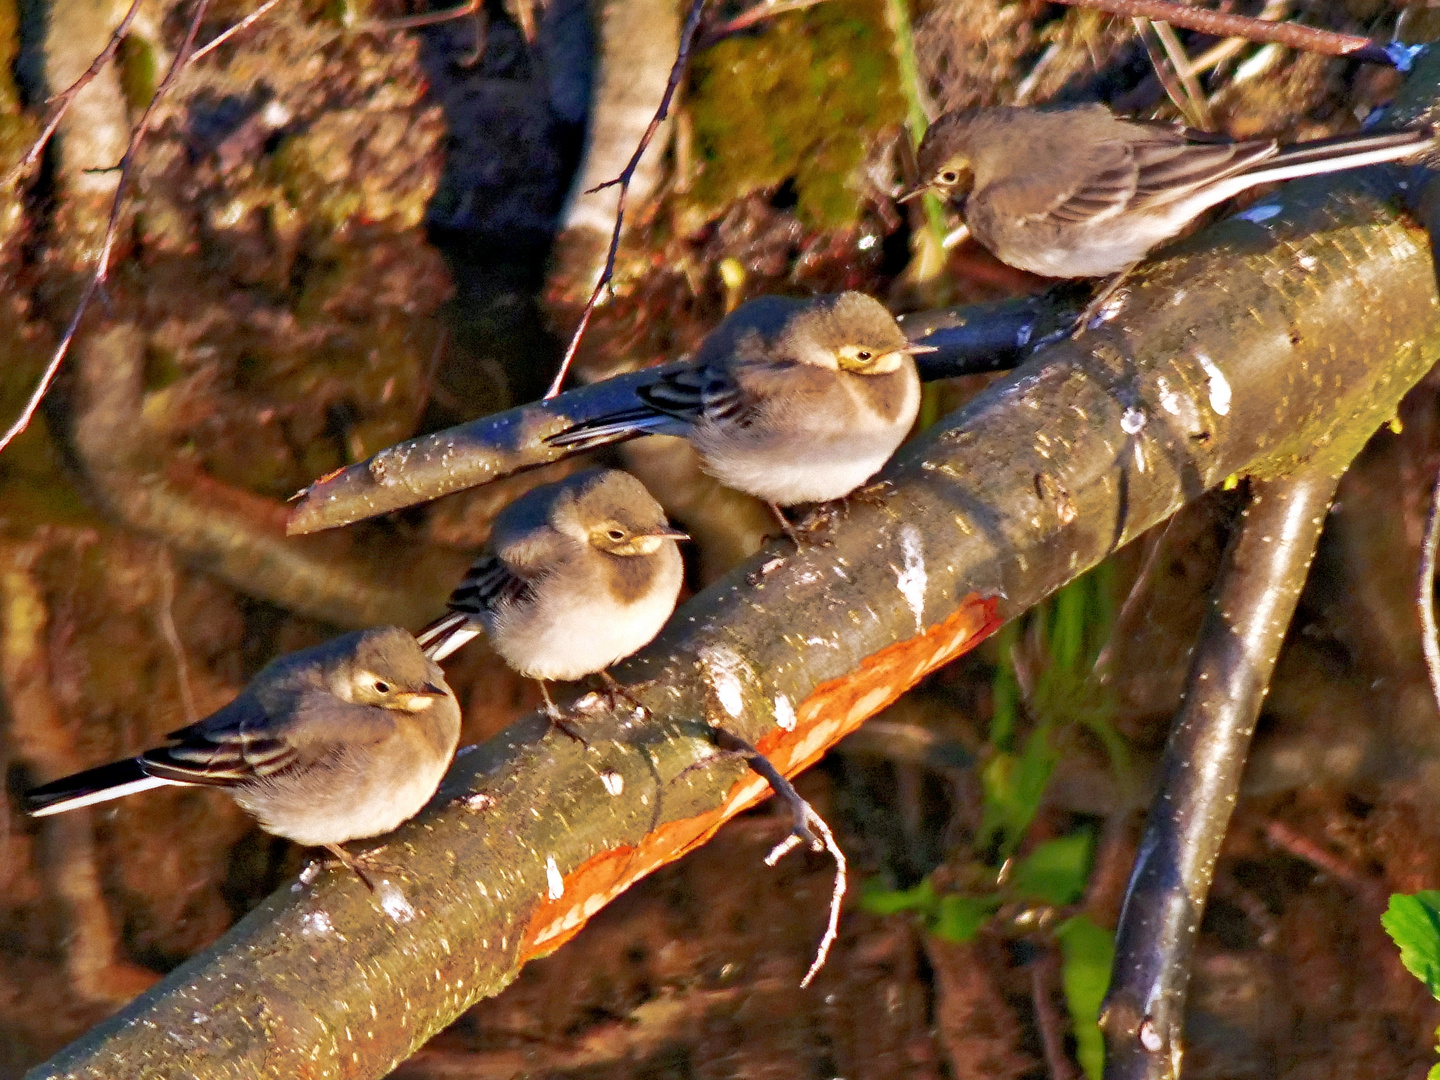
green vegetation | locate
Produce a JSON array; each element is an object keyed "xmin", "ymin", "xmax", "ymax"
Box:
[
  {"xmin": 1383, "ymin": 891, "xmax": 1440, "ymax": 1078},
  {"xmin": 862, "ymin": 567, "xmax": 1126, "ymax": 1080},
  {"xmin": 682, "ymin": 0, "xmax": 905, "ymax": 230}
]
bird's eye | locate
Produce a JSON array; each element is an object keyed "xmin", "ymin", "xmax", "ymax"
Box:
[
  {"xmin": 939, "ymin": 170, "xmax": 959, "ymax": 184},
  {"xmin": 607, "ymin": 529, "xmax": 625, "ymax": 542},
  {"xmin": 856, "ymin": 350, "xmax": 873, "ymax": 361},
  {"xmin": 374, "ymin": 680, "xmax": 391, "ymax": 694}
]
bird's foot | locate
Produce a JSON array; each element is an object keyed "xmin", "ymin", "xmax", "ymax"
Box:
[
  {"xmin": 595, "ymin": 670, "xmax": 653, "ymax": 717},
  {"xmin": 788, "ymin": 504, "xmax": 839, "ymax": 547},
  {"xmin": 1071, "ymin": 268, "xmax": 1137, "ymax": 337},
  {"xmin": 320, "ymin": 842, "xmax": 401, "ymax": 892},
  {"xmin": 538, "ymin": 681, "xmax": 589, "ymax": 746}
]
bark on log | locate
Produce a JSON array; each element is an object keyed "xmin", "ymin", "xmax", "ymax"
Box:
[{"xmin": 26, "ymin": 49, "xmax": 1440, "ymax": 1080}]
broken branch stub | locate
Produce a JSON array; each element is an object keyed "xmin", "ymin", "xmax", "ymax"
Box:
[{"xmin": 28, "ymin": 50, "xmax": 1440, "ymax": 1080}]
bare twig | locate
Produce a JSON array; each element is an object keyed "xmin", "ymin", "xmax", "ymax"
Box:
[
  {"xmin": 1031, "ymin": 949, "xmax": 1079, "ymax": 1080},
  {"xmin": 542, "ymin": 0, "xmax": 708, "ymax": 401},
  {"xmin": 1048, "ymin": 0, "xmax": 1404, "ymax": 66},
  {"xmin": 352, "ymin": 0, "xmax": 478, "ymax": 33},
  {"xmin": 1135, "ymin": 18, "xmax": 1208, "ymax": 130},
  {"xmin": 1263, "ymin": 819, "xmax": 1386, "ymax": 906},
  {"xmin": 4, "ymin": 0, "xmax": 144, "ymax": 187},
  {"xmin": 154, "ymin": 548, "xmax": 198, "ymax": 726},
  {"xmin": 1150, "ymin": 19, "xmax": 1212, "ymax": 128},
  {"xmin": 695, "ymin": 0, "xmax": 832, "ymax": 49},
  {"xmin": 189, "ymin": 0, "xmax": 283, "ymax": 62},
  {"xmin": 1180, "ymin": 0, "xmax": 1290, "ymax": 78},
  {"xmin": 766, "ymin": 804, "xmax": 847, "ymax": 988},
  {"xmin": 1418, "ymin": 455, "xmax": 1440, "ymax": 717},
  {"xmin": 0, "ymin": 0, "xmax": 282, "ymax": 459}
]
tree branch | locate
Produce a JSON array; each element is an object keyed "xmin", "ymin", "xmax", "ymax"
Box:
[
  {"xmin": 1099, "ymin": 465, "xmax": 1342, "ymax": 1080},
  {"xmin": 285, "ymin": 291, "xmax": 1080, "ymax": 535},
  {"xmin": 1045, "ymin": 0, "xmax": 1414, "ymax": 68}
]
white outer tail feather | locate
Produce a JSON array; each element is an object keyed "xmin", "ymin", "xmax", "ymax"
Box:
[
  {"xmin": 415, "ymin": 612, "xmax": 482, "ymax": 662},
  {"xmin": 29, "ymin": 774, "xmax": 181, "ymax": 817}
]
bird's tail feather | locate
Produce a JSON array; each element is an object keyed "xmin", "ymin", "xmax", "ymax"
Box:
[
  {"xmin": 25, "ymin": 759, "xmax": 181, "ymax": 817},
  {"xmin": 415, "ymin": 612, "xmax": 483, "ymax": 662},
  {"xmin": 545, "ymin": 410, "xmax": 685, "ymax": 451},
  {"xmin": 1240, "ymin": 126, "xmax": 1433, "ymax": 186}
]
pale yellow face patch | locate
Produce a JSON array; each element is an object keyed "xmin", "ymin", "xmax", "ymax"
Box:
[
  {"xmin": 930, "ymin": 155, "xmax": 973, "ymax": 199},
  {"xmin": 836, "ymin": 344, "xmax": 906, "ymax": 375}
]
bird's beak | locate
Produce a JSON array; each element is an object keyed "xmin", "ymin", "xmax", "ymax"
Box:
[
  {"xmin": 647, "ymin": 526, "xmax": 690, "ymax": 541},
  {"xmin": 896, "ymin": 183, "xmax": 930, "ymax": 204}
]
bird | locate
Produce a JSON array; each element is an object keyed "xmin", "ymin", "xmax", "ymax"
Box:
[
  {"xmin": 544, "ymin": 292, "xmax": 928, "ymax": 532},
  {"xmin": 25, "ymin": 626, "xmax": 460, "ymax": 886},
  {"xmin": 413, "ymin": 469, "xmax": 687, "ymax": 720},
  {"xmin": 904, "ymin": 104, "xmax": 1435, "ymax": 279}
]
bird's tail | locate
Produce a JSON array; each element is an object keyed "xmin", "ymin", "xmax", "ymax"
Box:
[
  {"xmin": 25, "ymin": 759, "xmax": 180, "ymax": 817},
  {"xmin": 545, "ymin": 409, "xmax": 686, "ymax": 451},
  {"xmin": 415, "ymin": 611, "xmax": 483, "ymax": 662},
  {"xmin": 1239, "ymin": 125, "xmax": 1434, "ymax": 187}
]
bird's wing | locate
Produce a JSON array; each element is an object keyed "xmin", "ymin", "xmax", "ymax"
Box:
[
  {"xmin": 1125, "ymin": 132, "xmax": 1278, "ymax": 212},
  {"xmin": 145, "ymin": 692, "xmax": 396, "ymax": 784},
  {"xmin": 986, "ymin": 126, "xmax": 1274, "ymax": 228},
  {"xmin": 647, "ymin": 327, "xmax": 825, "ymax": 430},
  {"xmin": 444, "ymin": 552, "xmax": 535, "ymax": 617}
]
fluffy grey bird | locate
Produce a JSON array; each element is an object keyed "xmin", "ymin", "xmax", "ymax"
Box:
[
  {"xmin": 414, "ymin": 469, "xmax": 686, "ymax": 712},
  {"xmin": 25, "ymin": 626, "xmax": 460, "ymax": 881},
  {"xmin": 546, "ymin": 293, "xmax": 926, "ymax": 517},
  {"xmin": 906, "ymin": 104, "xmax": 1434, "ymax": 278}
]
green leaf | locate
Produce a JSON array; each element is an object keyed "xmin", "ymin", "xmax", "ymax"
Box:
[
  {"xmin": 932, "ymin": 895, "xmax": 1000, "ymax": 943},
  {"xmin": 1055, "ymin": 915, "xmax": 1115, "ymax": 1080},
  {"xmin": 1014, "ymin": 831, "xmax": 1095, "ymax": 906},
  {"xmin": 989, "ymin": 621, "xmax": 1020, "ymax": 751},
  {"xmin": 979, "ymin": 726, "xmax": 1059, "ymax": 855},
  {"xmin": 1383, "ymin": 891, "xmax": 1440, "ymax": 998},
  {"xmin": 860, "ymin": 876, "xmax": 937, "ymax": 917}
]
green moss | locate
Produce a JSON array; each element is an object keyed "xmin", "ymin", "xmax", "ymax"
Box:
[
  {"xmin": 118, "ymin": 33, "xmax": 159, "ymax": 114},
  {"xmin": 681, "ymin": 0, "xmax": 905, "ymax": 230},
  {"xmin": 0, "ymin": 0, "xmax": 36, "ymax": 163}
]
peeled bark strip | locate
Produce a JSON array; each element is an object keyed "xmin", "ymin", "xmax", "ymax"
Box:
[
  {"xmin": 26, "ymin": 51, "xmax": 1440, "ymax": 1080},
  {"xmin": 1100, "ymin": 467, "xmax": 1343, "ymax": 1080}
]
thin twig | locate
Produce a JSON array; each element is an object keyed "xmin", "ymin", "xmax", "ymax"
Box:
[
  {"xmin": 766, "ymin": 803, "xmax": 847, "ymax": 988},
  {"xmin": 4, "ymin": 0, "xmax": 144, "ymax": 187},
  {"xmin": 190, "ymin": 0, "xmax": 283, "ymax": 62},
  {"xmin": 1048, "ymin": 0, "xmax": 1400, "ymax": 65},
  {"xmin": 0, "ymin": 0, "xmax": 281, "ymax": 459},
  {"xmin": 1263, "ymin": 819, "xmax": 1386, "ymax": 906},
  {"xmin": 1150, "ymin": 19, "xmax": 1213, "ymax": 129},
  {"xmin": 155, "ymin": 548, "xmax": 199, "ymax": 726},
  {"xmin": 1134, "ymin": 18, "xmax": 1207, "ymax": 129},
  {"xmin": 352, "ymin": 0, "xmax": 478, "ymax": 33},
  {"xmin": 695, "ymin": 0, "xmax": 831, "ymax": 49},
  {"xmin": 1419, "ymin": 455, "xmax": 1440, "ymax": 717},
  {"xmin": 1031, "ymin": 950, "xmax": 1079, "ymax": 1080},
  {"xmin": 541, "ymin": 0, "xmax": 708, "ymax": 401},
  {"xmin": 1180, "ymin": 0, "xmax": 1291, "ymax": 78}
]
